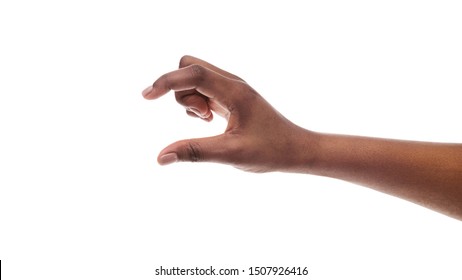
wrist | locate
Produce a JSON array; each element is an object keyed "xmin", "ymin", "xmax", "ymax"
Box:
[{"xmin": 284, "ymin": 127, "xmax": 322, "ymax": 174}]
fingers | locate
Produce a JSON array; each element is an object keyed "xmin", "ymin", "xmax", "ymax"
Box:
[
  {"xmin": 142, "ymin": 56, "xmax": 249, "ymax": 166},
  {"xmin": 142, "ymin": 64, "xmax": 238, "ymax": 109},
  {"xmin": 157, "ymin": 135, "xmax": 233, "ymax": 165},
  {"xmin": 186, "ymin": 110, "xmax": 213, "ymax": 122},
  {"xmin": 178, "ymin": 55, "xmax": 244, "ymax": 82},
  {"xmin": 175, "ymin": 89, "xmax": 213, "ymax": 121},
  {"xmin": 174, "ymin": 56, "xmax": 243, "ymax": 119},
  {"xmin": 142, "ymin": 56, "xmax": 246, "ymax": 120}
]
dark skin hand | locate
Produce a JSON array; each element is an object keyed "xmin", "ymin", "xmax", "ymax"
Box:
[{"xmin": 142, "ymin": 55, "xmax": 462, "ymax": 221}]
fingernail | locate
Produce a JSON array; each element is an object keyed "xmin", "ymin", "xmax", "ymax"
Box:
[
  {"xmin": 189, "ymin": 108, "xmax": 203, "ymax": 117},
  {"xmin": 189, "ymin": 108, "xmax": 210, "ymax": 119},
  {"xmin": 158, "ymin": 153, "xmax": 178, "ymax": 165},
  {"xmin": 142, "ymin": 85, "xmax": 153, "ymax": 97}
]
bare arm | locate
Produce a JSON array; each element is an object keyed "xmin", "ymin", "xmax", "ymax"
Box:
[
  {"xmin": 310, "ymin": 134, "xmax": 462, "ymax": 219},
  {"xmin": 142, "ymin": 55, "xmax": 462, "ymax": 220}
]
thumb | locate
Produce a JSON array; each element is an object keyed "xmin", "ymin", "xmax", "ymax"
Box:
[{"xmin": 157, "ymin": 135, "xmax": 231, "ymax": 165}]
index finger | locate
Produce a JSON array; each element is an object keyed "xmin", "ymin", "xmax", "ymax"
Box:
[
  {"xmin": 142, "ymin": 64, "xmax": 242, "ymax": 106},
  {"xmin": 178, "ymin": 55, "xmax": 244, "ymax": 82}
]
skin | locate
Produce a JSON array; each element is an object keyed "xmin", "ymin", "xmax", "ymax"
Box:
[{"xmin": 142, "ymin": 55, "xmax": 462, "ymax": 221}]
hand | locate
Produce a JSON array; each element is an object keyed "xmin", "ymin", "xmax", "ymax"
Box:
[
  {"xmin": 142, "ymin": 56, "xmax": 317, "ymax": 172},
  {"xmin": 142, "ymin": 56, "xmax": 462, "ymax": 219}
]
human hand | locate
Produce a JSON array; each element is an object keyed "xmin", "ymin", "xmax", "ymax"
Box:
[{"xmin": 142, "ymin": 56, "xmax": 317, "ymax": 173}]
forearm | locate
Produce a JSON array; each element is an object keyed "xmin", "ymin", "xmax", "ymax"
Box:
[{"xmin": 303, "ymin": 132, "xmax": 462, "ymax": 220}]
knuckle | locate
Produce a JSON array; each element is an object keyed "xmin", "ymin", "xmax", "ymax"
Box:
[
  {"xmin": 187, "ymin": 142, "xmax": 202, "ymax": 162},
  {"xmin": 232, "ymin": 80, "xmax": 247, "ymax": 92},
  {"xmin": 154, "ymin": 73, "xmax": 171, "ymax": 90},
  {"xmin": 232, "ymin": 81, "xmax": 256, "ymax": 99},
  {"xmin": 188, "ymin": 64, "xmax": 206, "ymax": 80},
  {"xmin": 179, "ymin": 55, "xmax": 193, "ymax": 68}
]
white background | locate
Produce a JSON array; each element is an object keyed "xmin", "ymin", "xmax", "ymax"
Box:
[{"xmin": 1, "ymin": 1, "xmax": 461, "ymax": 279}]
